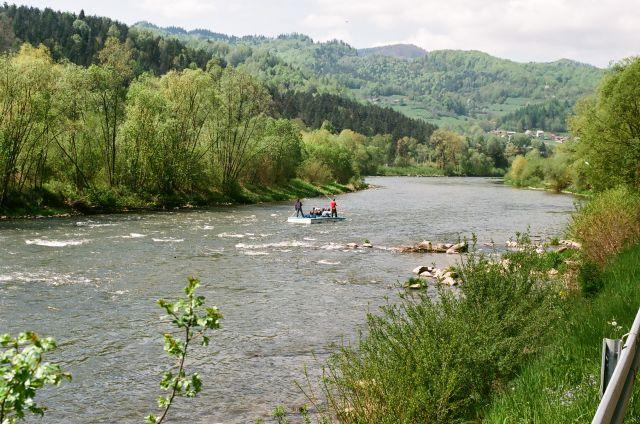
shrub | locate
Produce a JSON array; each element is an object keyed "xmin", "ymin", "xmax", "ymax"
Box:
[
  {"xmin": 297, "ymin": 159, "xmax": 334, "ymax": 184},
  {"xmin": 0, "ymin": 333, "xmax": 71, "ymax": 423},
  {"xmin": 322, "ymin": 247, "xmax": 561, "ymax": 423},
  {"xmin": 578, "ymin": 261, "xmax": 603, "ymax": 297},
  {"xmin": 570, "ymin": 186, "xmax": 640, "ymax": 266}
]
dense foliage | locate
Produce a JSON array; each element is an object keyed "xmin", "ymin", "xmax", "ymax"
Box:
[
  {"xmin": 506, "ymin": 57, "xmax": 640, "ymax": 193},
  {"xmin": 136, "ymin": 23, "xmax": 603, "ymax": 132},
  {"xmin": 0, "ymin": 44, "xmax": 321, "ymax": 212},
  {"xmin": 485, "ymin": 244, "xmax": 640, "ymax": 422},
  {"xmin": 271, "ymin": 90, "xmax": 436, "ymax": 142},
  {"xmin": 0, "ymin": 6, "xmax": 438, "ymax": 145},
  {"xmin": 570, "ymin": 186, "xmax": 640, "ymax": 266},
  {"xmin": 322, "ymin": 244, "xmax": 562, "ymax": 423},
  {"xmin": 499, "ymin": 99, "xmax": 573, "ymax": 132}
]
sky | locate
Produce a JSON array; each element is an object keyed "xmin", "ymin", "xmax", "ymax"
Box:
[{"xmin": 16, "ymin": 0, "xmax": 640, "ymax": 67}]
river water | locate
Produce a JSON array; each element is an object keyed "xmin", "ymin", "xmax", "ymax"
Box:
[{"xmin": 0, "ymin": 177, "xmax": 575, "ymax": 423}]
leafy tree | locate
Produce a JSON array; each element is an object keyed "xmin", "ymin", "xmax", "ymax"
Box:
[
  {"xmin": 251, "ymin": 118, "xmax": 303, "ymax": 184},
  {"xmin": 570, "ymin": 57, "xmax": 640, "ymax": 191},
  {"xmin": 122, "ymin": 69, "xmax": 212, "ymax": 194},
  {"xmin": 0, "ymin": 332, "xmax": 71, "ymax": 423},
  {"xmin": 0, "ymin": 44, "xmax": 57, "ymax": 207},
  {"xmin": 206, "ymin": 68, "xmax": 271, "ymax": 193},
  {"xmin": 429, "ymin": 129, "xmax": 466, "ymax": 174},
  {"xmin": 146, "ymin": 277, "xmax": 223, "ymax": 424},
  {"xmin": 87, "ymin": 37, "xmax": 134, "ymax": 187}
]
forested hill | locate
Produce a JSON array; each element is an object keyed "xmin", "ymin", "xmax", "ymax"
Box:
[
  {"xmin": 0, "ymin": 4, "xmax": 434, "ymax": 141},
  {"xmin": 135, "ymin": 22, "xmax": 605, "ymax": 133},
  {"xmin": 357, "ymin": 44, "xmax": 427, "ymax": 59}
]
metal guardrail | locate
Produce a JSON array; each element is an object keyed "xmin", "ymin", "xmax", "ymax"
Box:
[{"xmin": 593, "ymin": 307, "xmax": 640, "ymax": 424}]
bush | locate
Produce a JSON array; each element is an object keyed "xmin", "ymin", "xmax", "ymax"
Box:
[
  {"xmin": 578, "ymin": 261, "xmax": 603, "ymax": 297},
  {"xmin": 484, "ymin": 243, "xmax": 640, "ymax": 422},
  {"xmin": 297, "ymin": 159, "xmax": 334, "ymax": 184},
  {"xmin": 322, "ymin": 247, "xmax": 561, "ymax": 423},
  {"xmin": 570, "ymin": 186, "xmax": 640, "ymax": 266}
]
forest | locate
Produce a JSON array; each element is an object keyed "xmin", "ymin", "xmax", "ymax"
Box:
[
  {"xmin": 136, "ymin": 22, "xmax": 604, "ymax": 132},
  {"xmin": 0, "ymin": 5, "xmax": 557, "ymax": 215}
]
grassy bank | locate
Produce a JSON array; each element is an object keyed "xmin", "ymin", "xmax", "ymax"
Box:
[
  {"xmin": 315, "ymin": 186, "xmax": 640, "ymax": 423},
  {"xmin": 319, "ymin": 244, "xmax": 569, "ymax": 423},
  {"xmin": 485, "ymin": 243, "xmax": 640, "ymax": 422},
  {"xmin": 0, "ymin": 178, "xmax": 356, "ymax": 220}
]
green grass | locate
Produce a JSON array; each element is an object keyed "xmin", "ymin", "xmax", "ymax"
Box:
[{"xmin": 484, "ymin": 243, "xmax": 640, "ymax": 423}]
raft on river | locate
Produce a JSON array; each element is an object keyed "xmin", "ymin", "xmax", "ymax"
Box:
[{"xmin": 287, "ymin": 216, "xmax": 346, "ymax": 224}]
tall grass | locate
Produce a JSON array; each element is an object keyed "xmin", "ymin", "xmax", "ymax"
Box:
[
  {"xmin": 321, "ymin": 246, "xmax": 563, "ymax": 423},
  {"xmin": 484, "ymin": 243, "xmax": 640, "ymax": 422}
]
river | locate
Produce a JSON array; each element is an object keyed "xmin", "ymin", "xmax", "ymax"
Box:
[{"xmin": 0, "ymin": 177, "xmax": 575, "ymax": 423}]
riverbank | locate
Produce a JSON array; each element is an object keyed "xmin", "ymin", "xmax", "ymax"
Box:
[
  {"xmin": 0, "ymin": 178, "xmax": 358, "ymax": 220},
  {"xmin": 503, "ymin": 180, "xmax": 592, "ymax": 197},
  {"xmin": 485, "ymin": 242, "xmax": 640, "ymax": 422},
  {"xmin": 316, "ymin": 185, "xmax": 640, "ymax": 423}
]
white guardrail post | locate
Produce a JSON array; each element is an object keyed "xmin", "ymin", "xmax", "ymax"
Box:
[{"xmin": 593, "ymin": 307, "xmax": 640, "ymax": 424}]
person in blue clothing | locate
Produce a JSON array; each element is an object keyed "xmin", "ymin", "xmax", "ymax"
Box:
[{"xmin": 294, "ymin": 199, "xmax": 303, "ymax": 217}]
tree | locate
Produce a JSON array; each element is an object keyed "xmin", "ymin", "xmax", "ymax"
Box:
[
  {"xmin": 206, "ymin": 68, "xmax": 271, "ymax": 193},
  {"xmin": 253, "ymin": 118, "xmax": 303, "ymax": 184},
  {"xmin": 53, "ymin": 63, "xmax": 98, "ymax": 192},
  {"xmin": 88, "ymin": 37, "xmax": 134, "ymax": 187},
  {"xmin": 122, "ymin": 69, "xmax": 212, "ymax": 193},
  {"xmin": 569, "ymin": 57, "xmax": 640, "ymax": 191},
  {"xmin": 0, "ymin": 45, "xmax": 57, "ymax": 207},
  {"xmin": 146, "ymin": 277, "xmax": 222, "ymax": 424},
  {"xmin": 429, "ymin": 129, "xmax": 466, "ymax": 174},
  {"xmin": 0, "ymin": 332, "xmax": 71, "ymax": 423}
]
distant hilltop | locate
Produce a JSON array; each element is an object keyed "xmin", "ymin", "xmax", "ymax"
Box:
[{"xmin": 357, "ymin": 44, "xmax": 428, "ymax": 60}]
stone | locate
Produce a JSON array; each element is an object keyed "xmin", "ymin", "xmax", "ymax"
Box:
[
  {"xmin": 443, "ymin": 270, "xmax": 458, "ymax": 279},
  {"xmin": 557, "ymin": 246, "xmax": 568, "ymax": 253},
  {"xmin": 346, "ymin": 242, "xmax": 358, "ymax": 249},
  {"xmin": 433, "ymin": 243, "xmax": 448, "ymax": 253},
  {"xmin": 417, "ymin": 240, "xmax": 432, "ymax": 250},
  {"xmin": 419, "ymin": 270, "xmax": 433, "ymax": 278},
  {"xmin": 442, "ymin": 276, "xmax": 458, "ymax": 286},
  {"xmin": 362, "ymin": 242, "xmax": 373, "ymax": 248},
  {"xmin": 548, "ymin": 268, "xmax": 559, "ymax": 276},
  {"xmin": 408, "ymin": 283, "xmax": 423, "ymax": 289},
  {"xmin": 560, "ymin": 240, "xmax": 582, "ymax": 249},
  {"xmin": 446, "ymin": 242, "xmax": 468, "ymax": 254},
  {"xmin": 413, "ymin": 265, "xmax": 430, "ymax": 275}
]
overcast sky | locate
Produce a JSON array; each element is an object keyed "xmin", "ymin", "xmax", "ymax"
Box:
[{"xmin": 17, "ymin": 0, "xmax": 640, "ymax": 67}]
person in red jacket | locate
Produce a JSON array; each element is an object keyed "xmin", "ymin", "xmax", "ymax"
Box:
[{"xmin": 330, "ymin": 198, "xmax": 337, "ymax": 217}]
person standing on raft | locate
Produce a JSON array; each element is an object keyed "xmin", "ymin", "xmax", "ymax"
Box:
[
  {"xmin": 294, "ymin": 199, "xmax": 303, "ymax": 217},
  {"xmin": 330, "ymin": 198, "xmax": 337, "ymax": 217}
]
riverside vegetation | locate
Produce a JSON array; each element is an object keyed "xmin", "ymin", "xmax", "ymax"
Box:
[
  {"xmin": 0, "ymin": 4, "xmax": 609, "ymax": 219},
  {"xmin": 2, "ymin": 4, "xmax": 640, "ymax": 424},
  {"xmin": 505, "ymin": 57, "xmax": 640, "ymax": 194},
  {"xmin": 284, "ymin": 56, "xmax": 640, "ymax": 423}
]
